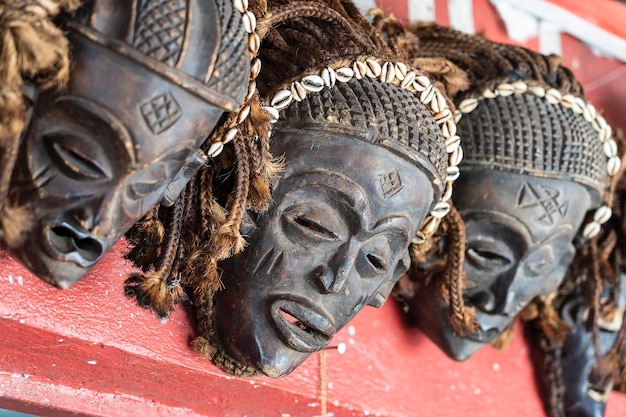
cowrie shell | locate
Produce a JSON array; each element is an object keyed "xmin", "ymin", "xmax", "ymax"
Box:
[
  {"xmin": 270, "ymin": 89, "xmax": 292, "ymax": 110},
  {"xmin": 233, "ymin": 0, "xmax": 248, "ymax": 14},
  {"xmin": 421, "ymin": 216, "xmax": 440, "ymax": 236},
  {"xmin": 593, "ymin": 206, "xmax": 612, "ymax": 225},
  {"xmin": 511, "ymin": 81, "xmax": 528, "ymax": 94},
  {"xmin": 446, "ymin": 166, "xmax": 460, "ymax": 181},
  {"xmin": 301, "ymin": 75, "xmax": 325, "ymax": 92},
  {"xmin": 401, "ymin": 71, "xmax": 416, "ymax": 89},
  {"xmin": 442, "ymin": 120, "xmax": 457, "ymax": 138},
  {"xmin": 250, "ymin": 58, "xmax": 261, "ymax": 79},
  {"xmin": 449, "ymin": 146, "xmax": 463, "ymax": 166},
  {"xmin": 365, "ymin": 59, "xmax": 382, "ymax": 78},
  {"xmin": 496, "ymin": 83, "xmax": 514, "ymax": 97},
  {"xmin": 263, "ymin": 106, "xmax": 280, "ymax": 123},
  {"xmin": 431, "ymin": 202, "xmax": 451, "ymax": 219},
  {"xmin": 290, "ymin": 81, "xmax": 306, "ymax": 102},
  {"xmin": 381, "ymin": 62, "xmax": 395, "ymax": 83},
  {"xmin": 431, "ymin": 91, "xmax": 447, "ymax": 114},
  {"xmin": 335, "ymin": 67, "xmax": 354, "ymax": 83},
  {"xmin": 571, "ymin": 97, "xmax": 586, "ymax": 115},
  {"xmin": 607, "ymin": 156, "xmax": 621, "ymax": 176},
  {"xmin": 482, "ymin": 88, "xmax": 497, "ymax": 99},
  {"xmin": 246, "ymin": 80, "xmax": 256, "ymax": 101},
  {"xmin": 435, "ymin": 108, "xmax": 452, "ymax": 124},
  {"xmin": 459, "ymin": 98, "xmax": 478, "ymax": 114},
  {"xmin": 242, "ymin": 11, "xmax": 256, "ymax": 33},
  {"xmin": 603, "ymin": 139, "xmax": 618, "ymax": 158},
  {"xmin": 582, "ymin": 221, "xmax": 601, "ymax": 239},
  {"xmin": 445, "ymin": 135, "xmax": 461, "ymax": 153},
  {"xmin": 420, "ymin": 84, "xmax": 435, "ymax": 104},
  {"xmin": 529, "ymin": 85, "xmax": 545, "ymax": 98},
  {"xmin": 561, "ymin": 94, "xmax": 576, "ymax": 109},
  {"xmin": 321, "ymin": 67, "xmax": 336, "ymax": 88},
  {"xmin": 395, "ymin": 62, "xmax": 408, "ymax": 80},
  {"xmin": 248, "ymin": 33, "xmax": 260, "ymax": 55},
  {"xmin": 600, "ymin": 124, "xmax": 613, "ymax": 143},
  {"xmin": 207, "ymin": 142, "xmax": 225, "ymax": 158},
  {"xmin": 353, "ymin": 61, "xmax": 367, "ymax": 79},
  {"xmin": 545, "ymin": 88, "xmax": 562, "ymax": 104},
  {"xmin": 224, "ymin": 128, "xmax": 238, "ymax": 144},
  {"xmin": 413, "ymin": 75, "xmax": 431, "ymax": 92},
  {"xmin": 237, "ymin": 104, "xmax": 251, "ymax": 123}
]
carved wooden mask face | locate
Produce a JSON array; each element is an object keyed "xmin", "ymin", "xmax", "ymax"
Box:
[
  {"xmin": 8, "ymin": 0, "xmax": 250, "ymax": 288},
  {"xmin": 412, "ymin": 169, "xmax": 593, "ymax": 360},
  {"xmin": 213, "ymin": 129, "xmax": 434, "ymax": 378}
]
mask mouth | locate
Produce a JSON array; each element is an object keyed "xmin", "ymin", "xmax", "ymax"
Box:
[
  {"xmin": 459, "ymin": 299, "xmax": 510, "ymax": 343},
  {"xmin": 44, "ymin": 222, "xmax": 106, "ymax": 268},
  {"xmin": 270, "ymin": 298, "xmax": 335, "ymax": 353}
]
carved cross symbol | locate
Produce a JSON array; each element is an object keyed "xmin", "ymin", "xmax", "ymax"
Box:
[
  {"xmin": 379, "ymin": 168, "xmax": 403, "ymax": 198},
  {"xmin": 517, "ymin": 182, "xmax": 568, "ymax": 225}
]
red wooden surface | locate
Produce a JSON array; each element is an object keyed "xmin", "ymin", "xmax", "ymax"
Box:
[{"xmin": 1, "ymin": 242, "xmax": 626, "ymax": 417}]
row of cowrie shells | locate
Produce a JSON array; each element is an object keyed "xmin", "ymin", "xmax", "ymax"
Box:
[
  {"xmin": 456, "ymin": 81, "xmax": 620, "ymax": 240},
  {"xmin": 263, "ymin": 58, "xmax": 461, "ymax": 244},
  {"xmin": 207, "ymin": 0, "xmax": 261, "ymax": 159}
]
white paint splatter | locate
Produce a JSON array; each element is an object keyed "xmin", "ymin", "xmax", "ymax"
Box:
[
  {"xmin": 17, "ymin": 276, "xmax": 23, "ymax": 285},
  {"xmin": 493, "ymin": 362, "xmax": 500, "ymax": 371},
  {"xmin": 19, "ymin": 319, "xmax": 25, "ymax": 324},
  {"xmin": 348, "ymin": 325, "xmax": 356, "ymax": 336},
  {"xmin": 8, "ymin": 275, "xmax": 13, "ymax": 284},
  {"xmin": 87, "ymin": 360, "xmax": 97, "ymax": 365}
]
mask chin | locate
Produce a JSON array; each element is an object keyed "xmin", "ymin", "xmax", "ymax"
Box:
[{"xmin": 159, "ymin": 150, "xmax": 207, "ymax": 206}]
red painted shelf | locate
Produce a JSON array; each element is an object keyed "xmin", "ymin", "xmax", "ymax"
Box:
[{"xmin": 1, "ymin": 243, "xmax": 625, "ymax": 416}]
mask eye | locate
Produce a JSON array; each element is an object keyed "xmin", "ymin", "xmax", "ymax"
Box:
[
  {"xmin": 126, "ymin": 165, "xmax": 168, "ymax": 200},
  {"xmin": 46, "ymin": 134, "xmax": 112, "ymax": 181},
  {"xmin": 466, "ymin": 247, "xmax": 512, "ymax": 270},
  {"xmin": 293, "ymin": 216, "xmax": 338, "ymax": 240},
  {"xmin": 366, "ymin": 253, "xmax": 387, "ymax": 273}
]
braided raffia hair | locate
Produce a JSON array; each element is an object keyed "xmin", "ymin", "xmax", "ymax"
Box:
[
  {"xmin": 179, "ymin": 0, "xmax": 467, "ymax": 376},
  {"xmin": 0, "ymin": 0, "xmax": 82, "ymax": 247}
]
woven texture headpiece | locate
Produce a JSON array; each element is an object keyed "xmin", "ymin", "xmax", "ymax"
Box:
[
  {"xmin": 284, "ymin": 75, "xmax": 448, "ymax": 195},
  {"xmin": 459, "ymin": 93, "xmax": 606, "ymax": 199}
]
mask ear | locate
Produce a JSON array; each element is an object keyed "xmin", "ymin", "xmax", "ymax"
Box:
[
  {"xmin": 367, "ymin": 251, "xmax": 411, "ymax": 308},
  {"xmin": 159, "ymin": 150, "xmax": 207, "ymax": 207}
]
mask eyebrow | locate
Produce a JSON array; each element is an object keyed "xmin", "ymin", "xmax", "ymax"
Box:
[{"xmin": 281, "ymin": 171, "xmax": 371, "ymax": 229}]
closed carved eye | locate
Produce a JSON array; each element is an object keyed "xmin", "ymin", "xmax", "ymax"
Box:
[
  {"xmin": 48, "ymin": 136, "xmax": 112, "ymax": 180},
  {"xmin": 366, "ymin": 253, "xmax": 387, "ymax": 273},
  {"xmin": 466, "ymin": 247, "xmax": 511, "ymax": 268},
  {"xmin": 294, "ymin": 216, "xmax": 338, "ymax": 240},
  {"xmin": 127, "ymin": 179, "xmax": 164, "ymax": 200}
]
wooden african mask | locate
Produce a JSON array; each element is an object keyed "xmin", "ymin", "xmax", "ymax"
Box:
[
  {"xmin": 407, "ymin": 92, "xmax": 610, "ymax": 361},
  {"xmin": 213, "ymin": 128, "xmax": 434, "ymax": 378},
  {"xmin": 412, "ymin": 170, "xmax": 593, "ymax": 360},
  {"xmin": 8, "ymin": 0, "xmax": 250, "ymax": 288}
]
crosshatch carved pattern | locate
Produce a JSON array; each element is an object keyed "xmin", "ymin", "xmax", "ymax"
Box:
[
  {"xmin": 133, "ymin": 0, "xmax": 188, "ymax": 67},
  {"xmin": 140, "ymin": 91, "xmax": 183, "ymax": 134}
]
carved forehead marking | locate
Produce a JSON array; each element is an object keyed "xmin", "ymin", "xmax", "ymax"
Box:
[
  {"xmin": 516, "ymin": 182, "xmax": 568, "ymax": 226},
  {"xmin": 379, "ymin": 168, "xmax": 404, "ymax": 198},
  {"xmin": 140, "ymin": 91, "xmax": 183, "ymax": 134}
]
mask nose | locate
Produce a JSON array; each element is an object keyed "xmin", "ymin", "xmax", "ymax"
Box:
[
  {"xmin": 313, "ymin": 240, "xmax": 359, "ymax": 294},
  {"xmin": 468, "ymin": 274, "xmax": 514, "ymax": 315},
  {"xmin": 47, "ymin": 222, "xmax": 106, "ymax": 267}
]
